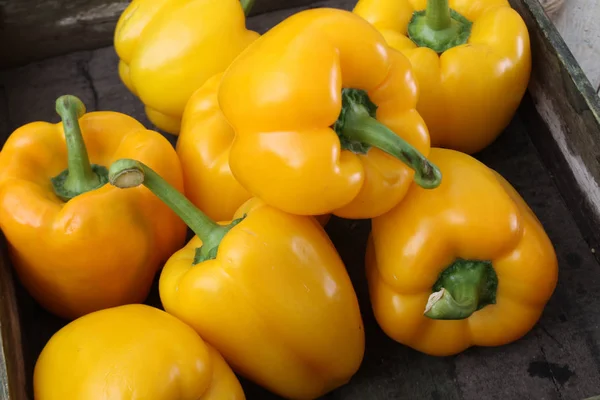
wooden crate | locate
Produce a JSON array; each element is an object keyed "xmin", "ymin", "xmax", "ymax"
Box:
[{"xmin": 1, "ymin": 0, "xmax": 600, "ymax": 399}]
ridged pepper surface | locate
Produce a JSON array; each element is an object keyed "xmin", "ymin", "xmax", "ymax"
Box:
[
  {"xmin": 108, "ymin": 159, "xmax": 365, "ymax": 399},
  {"xmin": 354, "ymin": 0, "xmax": 531, "ymax": 154},
  {"xmin": 34, "ymin": 304, "xmax": 245, "ymax": 399},
  {"xmin": 114, "ymin": 0, "xmax": 259, "ymax": 134},
  {"xmin": 178, "ymin": 72, "xmax": 330, "ymax": 225},
  {"xmin": 0, "ymin": 96, "xmax": 186, "ymax": 320},
  {"xmin": 367, "ymin": 148, "xmax": 558, "ymax": 356},
  {"xmin": 218, "ymin": 8, "xmax": 442, "ymax": 219}
]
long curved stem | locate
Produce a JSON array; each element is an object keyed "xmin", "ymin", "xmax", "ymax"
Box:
[
  {"xmin": 334, "ymin": 89, "xmax": 442, "ymax": 189},
  {"xmin": 344, "ymin": 113, "xmax": 442, "ymax": 189},
  {"xmin": 108, "ymin": 159, "xmax": 240, "ymax": 263}
]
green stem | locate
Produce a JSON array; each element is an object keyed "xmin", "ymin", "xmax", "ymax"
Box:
[
  {"xmin": 426, "ymin": 0, "xmax": 451, "ymax": 30},
  {"xmin": 334, "ymin": 89, "xmax": 442, "ymax": 189},
  {"xmin": 51, "ymin": 95, "xmax": 108, "ymax": 202},
  {"xmin": 407, "ymin": 0, "xmax": 473, "ymax": 53},
  {"xmin": 108, "ymin": 159, "xmax": 243, "ymax": 263},
  {"xmin": 424, "ymin": 259, "xmax": 498, "ymax": 320},
  {"xmin": 240, "ymin": 0, "xmax": 255, "ymax": 16}
]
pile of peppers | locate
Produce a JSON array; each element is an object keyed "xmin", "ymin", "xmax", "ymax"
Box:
[{"xmin": 0, "ymin": 0, "xmax": 558, "ymax": 399}]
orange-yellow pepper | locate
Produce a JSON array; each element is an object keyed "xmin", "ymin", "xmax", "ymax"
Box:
[
  {"xmin": 0, "ymin": 95, "xmax": 186, "ymax": 320},
  {"xmin": 34, "ymin": 304, "xmax": 245, "ymax": 399},
  {"xmin": 114, "ymin": 0, "xmax": 259, "ymax": 134},
  {"xmin": 353, "ymin": 0, "xmax": 531, "ymax": 154},
  {"xmin": 108, "ymin": 159, "xmax": 365, "ymax": 399},
  {"xmin": 218, "ymin": 8, "xmax": 442, "ymax": 219},
  {"xmin": 177, "ymin": 72, "xmax": 250, "ymax": 221},
  {"xmin": 366, "ymin": 148, "xmax": 558, "ymax": 356},
  {"xmin": 178, "ymin": 72, "xmax": 330, "ymax": 225}
]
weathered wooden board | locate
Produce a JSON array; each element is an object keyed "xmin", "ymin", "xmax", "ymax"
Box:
[
  {"xmin": 0, "ymin": 0, "xmax": 322, "ymax": 68},
  {"xmin": 551, "ymin": 0, "xmax": 600, "ymax": 91},
  {"xmin": 0, "ymin": 0, "xmax": 129, "ymax": 69},
  {"xmin": 3, "ymin": 0, "xmax": 598, "ymax": 91},
  {"xmin": 0, "ymin": 79, "xmax": 26, "ymax": 400},
  {"xmin": 0, "ymin": 236, "xmax": 26, "ymax": 400},
  {"xmin": 509, "ymin": 0, "xmax": 600, "ymax": 265}
]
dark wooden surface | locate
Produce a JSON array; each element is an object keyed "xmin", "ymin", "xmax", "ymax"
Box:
[
  {"xmin": 508, "ymin": 0, "xmax": 600, "ymax": 265},
  {"xmin": 1, "ymin": 0, "xmax": 600, "ymax": 399},
  {"xmin": 0, "ymin": 236, "xmax": 26, "ymax": 400},
  {"xmin": 0, "ymin": 0, "xmax": 327, "ymax": 68}
]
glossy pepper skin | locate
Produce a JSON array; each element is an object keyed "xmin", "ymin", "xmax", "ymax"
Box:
[
  {"xmin": 34, "ymin": 304, "xmax": 245, "ymax": 399},
  {"xmin": 178, "ymin": 72, "xmax": 331, "ymax": 224},
  {"xmin": 108, "ymin": 160, "xmax": 365, "ymax": 400},
  {"xmin": 177, "ymin": 72, "xmax": 254, "ymax": 221},
  {"xmin": 353, "ymin": 0, "xmax": 531, "ymax": 154},
  {"xmin": 114, "ymin": 0, "xmax": 259, "ymax": 134},
  {"xmin": 0, "ymin": 96, "xmax": 186, "ymax": 320},
  {"xmin": 218, "ymin": 8, "xmax": 442, "ymax": 219},
  {"xmin": 366, "ymin": 148, "xmax": 558, "ymax": 356}
]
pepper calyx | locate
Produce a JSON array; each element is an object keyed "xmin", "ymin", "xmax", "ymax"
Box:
[
  {"xmin": 408, "ymin": 0, "xmax": 472, "ymax": 54},
  {"xmin": 52, "ymin": 165, "xmax": 109, "ymax": 202},
  {"xmin": 424, "ymin": 259, "xmax": 498, "ymax": 320},
  {"xmin": 333, "ymin": 88, "xmax": 378, "ymax": 155},
  {"xmin": 193, "ymin": 215, "xmax": 247, "ymax": 265}
]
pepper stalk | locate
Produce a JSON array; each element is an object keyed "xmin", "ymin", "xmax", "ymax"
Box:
[
  {"xmin": 109, "ymin": 159, "xmax": 244, "ymax": 264},
  {"xmin": 334, "ymin": 89, "xmax": 442, "ymax": 189},
  {"xmin": 51, "ymin": 95, "xmax": 109, "ymax": 202}
]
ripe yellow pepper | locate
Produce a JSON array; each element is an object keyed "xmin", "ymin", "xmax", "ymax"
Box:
[
  {"xmin": 34, "ymin": 304, "xmax": 245, "ymax": 399},
  {"xmin": 178, "ymin": 72, "xmax": 331, "ymax": 225},
  {"xmin": 353, "ymin": 0, "xmax": 531, "ymax": 154},
  {"xmin": 218, "ymin": 8, "xmax": 442, "ymax": 219},
  {"xmin": 177, "ymin": 72, "xmax": 253, "ymax": 221},
  {"xmin": 114, "ymin": 0, "xmax": 259, "ymax": 134},
  {"xmin": 366, "ymin": 148, "xmax": 558, "ymax": 356},
  {"xmin": 0, "ymin": 95, "xmax": 186, "ymax": 320},
  {"xmin": 108, "ymin": 159, "xmax": 365, "ymax": 399}
]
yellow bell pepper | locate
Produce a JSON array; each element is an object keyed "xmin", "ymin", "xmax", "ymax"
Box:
[
  {"xmin": 114, "ymin": 0, "xmax": 259, "ymax": 134},
  {"xmin": 218, "ymin": 8, "xmax": 442, "ymax": 219},
  {"xmin": 178, "ymin": 72, "xmax": 331, "ymax": 225},
  {"xmin": 353, "ymin": 0, "xmax": 531, "ymax": 154},
  {"xmin": 34, "ymin": 304, "xmax": 245, "ymax": 399},
  {"xmin": 0, "ymin": 95, "xmax": 187, "ymax": 320},
  {"xmin": 366, "ymin": 148, "xmax": 558, "ymax": 356},
  {"xmin": 108, "ymin": 159, "xmax": 365, "ymax": 399}
]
